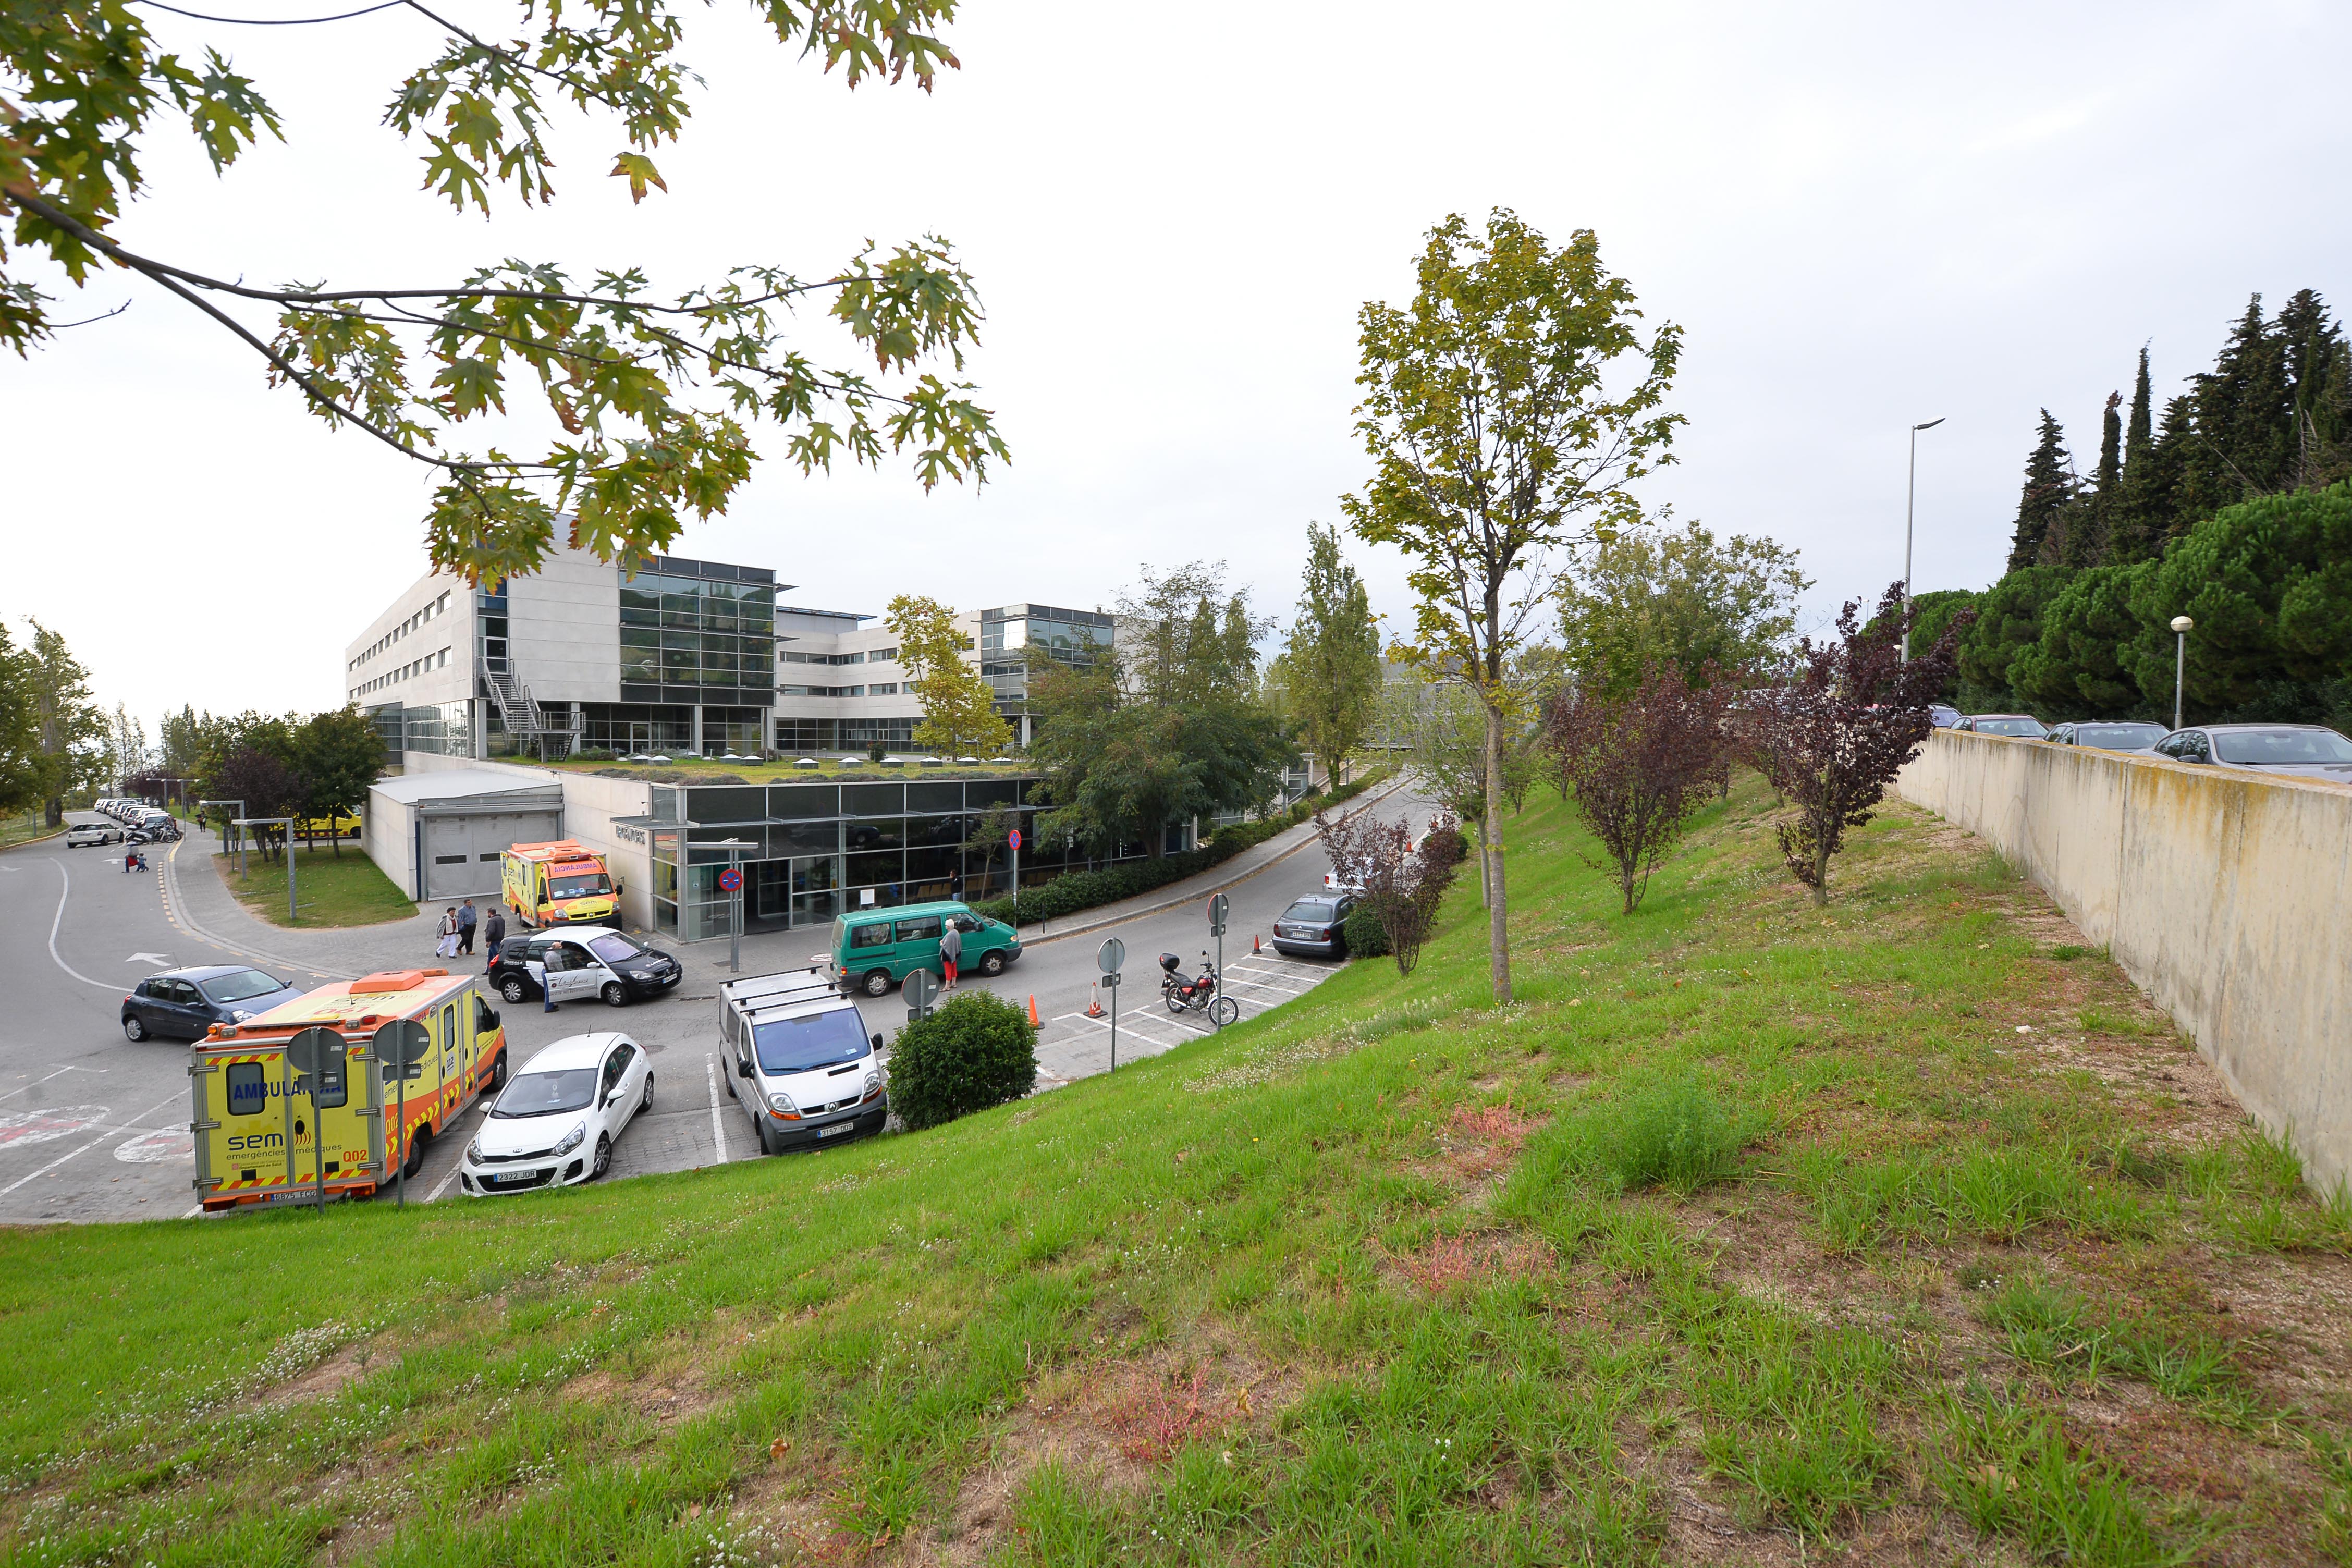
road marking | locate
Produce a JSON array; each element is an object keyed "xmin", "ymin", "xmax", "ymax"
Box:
[
  {"xmin": 43, "ymin": 862, "xmax": 124, "ymax": 992},
  {"xmin": 0, "ymin": 1065, "xmax": 87, "ymax": 1104},
  {"xmin": 705, "ymin": 1056, "xmax": 729, "ymax": 1163},
  {"xmin": 125, "ymin": 952, "xmax": 173, "ymax": 966},
  {"xmin": 0, "ymin": 1089, "xmax": 185, "ymax": 1199}
]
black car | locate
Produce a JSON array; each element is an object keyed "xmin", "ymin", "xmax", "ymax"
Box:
[
  {"xmin": 1271, "ymin": 893, "xmax": 1356, "ymax": 959},
  {"xmin": 488, "ymin": 928, "xmax": 683, "ymax": 1006},
  {"xmin": 121, "ymin": 965, "xmax": 305, "ymax": 1042}
]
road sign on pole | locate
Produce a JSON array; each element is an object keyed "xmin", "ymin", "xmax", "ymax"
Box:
[
  {"xmin": 372, "ymin": 1019, "xmax": 430, "ymax": 1207},
  {"xmin": 717, "ymin": 867, "xmax": 743, "ymax": 892},
  {"xmin": 904, "ymin": 964, "xmax": 938, "ymax": 1022},
  {"xmin": 1097, "ymin": 937, "xmax": 1124, "ymax": 975},
  {"xmin": 1208, "ymin": 893, "xmax": 1229, "ymax": 936},
  {"xmin": 285, "ymin": 1025, "xmax": 345, "ymax": 1212},
  {"xmin": 1101, "ymin": 966, "xmax": 1121, "ymax": 1072}
]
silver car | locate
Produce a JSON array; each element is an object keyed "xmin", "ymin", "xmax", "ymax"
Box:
[{"xmin": 2139, "ymin": 724, "xmax": 2352, "ymax": 783}]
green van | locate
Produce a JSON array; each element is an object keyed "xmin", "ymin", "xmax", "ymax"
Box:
[{"xmin": 827, "ymin": 902, "xmax": 1023, "ymax": 997}]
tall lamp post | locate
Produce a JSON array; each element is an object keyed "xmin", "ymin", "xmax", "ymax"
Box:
[
  {"xmin": 2170, "ymin": 616, "xmax": 2194, "ymax": 729},
  {"xmin": 1902, "ymin": 417, "xmax": 1946, "ymax": 662}
]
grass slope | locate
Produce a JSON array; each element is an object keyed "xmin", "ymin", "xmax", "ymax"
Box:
[
  {"xmin": 8, "ymin": 779, "xmax": 2352, "ymax": 1567},
  {"xmin": 213, "ymin": 846, "xmax": 417, "ymax": 929}
]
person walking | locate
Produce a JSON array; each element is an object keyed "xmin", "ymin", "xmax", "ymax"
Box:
[
  {"xmin": 435, "ymin": 906, "xmax": 460, "ymax": 960},
  {"xmin": 939, "ymin": 918, "xmax": 962, "ymax": 991},
  {"xmin": 457, "ymin": 898, "xmax": 478, "ymax": 956},
  {"xmin": 483, "ymin": 904, "xmax": 507, "ymax": 970}
]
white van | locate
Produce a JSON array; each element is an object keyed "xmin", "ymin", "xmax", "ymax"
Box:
[{"xmin": 717, "ymin": 970, "xmax": 889, "ymax": 1155}]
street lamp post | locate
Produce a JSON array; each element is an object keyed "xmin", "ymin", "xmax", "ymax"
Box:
[
  {"xmin": 1903, "ymin": 418, "xmax": 1946, "ymax": 662},
  {"xmin": 2170, "ymin": 616, "xmax": 2194, "ymax": 729}
]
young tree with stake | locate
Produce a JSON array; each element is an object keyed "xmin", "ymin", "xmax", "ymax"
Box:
[{"xmin": 1345, "ymin": 211, "xmax": 1682, "ymax": 1001}]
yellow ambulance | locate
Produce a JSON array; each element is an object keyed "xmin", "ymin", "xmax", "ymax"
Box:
[
  {"xmin": 189, "ymin": 968, "xmax": 508, "ymax": 1211},
  {"xmin": 500, "ymin": 839, "xmax": 622, "ymax": 928}
]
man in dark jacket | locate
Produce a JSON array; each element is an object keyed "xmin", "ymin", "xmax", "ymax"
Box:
[
  {"xmin": 483, "ymin": 905, "xmax": 507, "ymax": 970},
  {"xmin": 457, "ymin": 898, "xmax": 479, "ymax": 955}
]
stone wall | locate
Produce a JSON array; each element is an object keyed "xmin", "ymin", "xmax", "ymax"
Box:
[{"xmin": 1895, "ymin": 731, "xmax": 2352, "ymax": 1194}]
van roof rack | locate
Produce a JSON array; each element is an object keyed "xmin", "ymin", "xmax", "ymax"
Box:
[{"xmin": 720, "ymin": 970, "xmax": 842, "ymax": 1012}]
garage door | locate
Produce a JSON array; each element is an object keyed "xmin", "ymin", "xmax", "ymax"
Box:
[{"xmin": 421, "ymin": 810, "xmax": 561, "ymax": 899}]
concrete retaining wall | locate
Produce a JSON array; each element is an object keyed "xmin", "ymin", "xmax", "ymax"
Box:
[{"xmin": 1895, "ymin": 731, "xmax": 2352, "ymax": 1194}]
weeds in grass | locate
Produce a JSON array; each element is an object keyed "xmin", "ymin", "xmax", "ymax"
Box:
[
  {"xmin": 1980, "ymin": 1276, "xmax": 2243, "ymax": 1410},
  {"xmin": 1934, "ymin": 1391, "xmax": 2204, "ymax": 1566},
  {"xmin": 1804, "ymin": 1144, "xmax": 2147, "ymax": 1253},
  {"xmin": 1687, "ymin": 1293, "xmax": 1897, "ymax": 1535}
]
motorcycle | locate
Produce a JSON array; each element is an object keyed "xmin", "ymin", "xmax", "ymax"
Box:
[{"xmin": 1159, "ymin": 951, "xmax": 1240, "ymax": 1028}]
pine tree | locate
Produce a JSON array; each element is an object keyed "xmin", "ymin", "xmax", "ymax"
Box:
[
  {"xmin": 2274, "ymin": 288, "xmax": 2351, "ymax": 489},
  {"xmin": 2106, "ymin": 349, "xmax": 2165, "ymax": 564},
  {"xmin": 2007, "ymin": 410, "xmax": 2076, "ymax": 570}
]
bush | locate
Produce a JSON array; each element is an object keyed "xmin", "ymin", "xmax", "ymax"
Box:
[
  {"xmin": 1341, "ymin": 901, "xmax": 1389, "ymax": 958},
  {"xmin": 886, "ymin": 990, "xmax": 1038, "ymax": 1131},
  {"xmin": 1602, "ymin": 1075, "xmax": 1759, "ymax": 1193},
  {"xmin": 971, "ymin": 769, "xmax": 1390, "ymax": 928}
]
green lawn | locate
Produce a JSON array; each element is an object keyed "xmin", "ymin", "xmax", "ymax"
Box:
[
  {"xmin": 213, "ymin": 843, "xmax": 418, "ymax": 928},
  {"xmin": 0, "ymin": 810, "xmax": 63, "ymax": 851},
  {"xmin": 9, "ymin": 777, "xmax": 2349, "ymax": 1565}
]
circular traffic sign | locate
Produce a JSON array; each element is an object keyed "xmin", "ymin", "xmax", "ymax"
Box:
[
  {"xmin": 371, "ymin": 1018, "xmax": 430, "ymax": 1071},
  {"xmin": 1097, "ymin": 937, "xmax": 1125, "ymax": 975},
  {"xmin": 286, "ymin": 1025, "xmax": 344, "ymax": 1075},
  {"xmin": 1008, "ymin": 828, "xmax": 1022, "ymax": 852},
  {"xmin": 718, "ymin": 867, "xmax": 743, "ymax": 892}
]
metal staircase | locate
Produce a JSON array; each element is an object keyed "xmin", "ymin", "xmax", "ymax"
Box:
[{"xmin": 483, "ymin": 664, "xmax": 574, "ymax": 758}]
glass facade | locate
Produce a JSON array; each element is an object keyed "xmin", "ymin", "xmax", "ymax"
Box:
[
  {"xmin": 641, "ymin": 774, "xmax": 1189, "ymax": 940},
  {"xmin": 978, "ymin": 604, "xmax": 1115, "ymax": 702},
  {"xmin": 618, "ymin": 556, "xmax": 776, "ymax": 708},
  {"xmin": 370, "ymin": 700, "xmax": 473, "ymax": 757}
]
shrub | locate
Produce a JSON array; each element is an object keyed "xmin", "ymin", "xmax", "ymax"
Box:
[
  {"xmin": 1341, "ymin": 901, "xmax": 1389, "ymax": 958},
  {"xmin": 1316, "ymin": 808, "xmax": 1464, "ymax": 975},
  {"xmin": 886, "ymin": 991, "xmax": 1038, "ymax": 1131},
  {"xmin": 1600, "ymin": 1075, "xmax": 1759, "ymax": 1194},
  {"xmin": 1544, "ymin": 662, "xmax": 1730, "ymax": 914}
]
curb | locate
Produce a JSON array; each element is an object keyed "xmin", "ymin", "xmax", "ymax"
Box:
[
  {"xmin": 1017, "ymin": 775, "xmax": 1417, "ymax": 948},
  {"xmin": 161, "ymin": 838, "xmax": 359, "ymax": 983}
]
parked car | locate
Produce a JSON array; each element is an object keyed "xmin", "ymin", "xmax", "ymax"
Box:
[
  {"xmin": 1273, "ymin": 892, "xmax": 1356, "ymax": 959},
  {"xmin": 488, "ymin": 928, "xmax": 682, "ymax": 1007},
  {"xmin": 2139, "ymin": 724, "xmax": 2352, "ymax": 782},
  {"xmin": 458, "ymin": 1032, "xmax": 652, "ymax": 1193},
  {"xmin": 825, "ymin": 900, "xmax": 1021, "ymax": 997},
  {"xmin": 2048, "ymin": 720, "xmax": 2169, "ymax": 751},
  {"xmin": 120, "ymin": 965, "xmax": 304, "ymax": 1042},
  {"xmin": 718, "ymin": 969, "xmax": 888, "ymax": 1154},
  {"xmin": 65, "ymin": 822, "xmax": 123, "ymax": 847},
  {"xmin": 1954, "ymin": 713, "xmax": 2050, "ymax": 738},
  {"xmin": 1928, "ymin": 703, "xmax": 1963, "ymax": 728}
]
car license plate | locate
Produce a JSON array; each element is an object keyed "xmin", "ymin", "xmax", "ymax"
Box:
[
  {"xmin": 491, "ymin": 1170, "xmax": 535, "ymax": 1185},
  {"xmin": 817, "ymin": 1122, "xmax": 852, "ymax": 1137}
]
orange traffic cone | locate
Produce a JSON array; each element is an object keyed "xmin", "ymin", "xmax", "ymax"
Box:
[
  {"xmin": 1027, "ymin": 994, "xmax": 1040, "ymax": 1027},
  {"xmin": 1253, "ymin": 933, "xmax": 1263, "ymax": 954},
  {"xmin": 1085, "ymin": 983, "xmax": 1106, "ymax": 1019}
]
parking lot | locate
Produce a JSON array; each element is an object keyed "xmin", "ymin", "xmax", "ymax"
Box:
[{"xmin": 2, "ymin": 782, "xmax": 1429, "ymax": 1223}]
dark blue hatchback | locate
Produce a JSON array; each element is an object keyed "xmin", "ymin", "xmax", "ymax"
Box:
[{"xmin": 121, "ymin": 965, "xmax": 304, "ymax": 1043}]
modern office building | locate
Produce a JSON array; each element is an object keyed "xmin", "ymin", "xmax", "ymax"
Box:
[{"xmin": 346, "ymin": 545, "xmax": 1117, "ymax": 760}]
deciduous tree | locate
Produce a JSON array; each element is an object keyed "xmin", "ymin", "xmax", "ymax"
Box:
[
  {"xmin": 1269, "ymin": 524, "xmax": 1383, "ymax": 785},
  {"xmin": 1556, "ymin": 518, "xmax": 1808, "ymax": 700},
  {"xmin": 1544, "ymin": 664, "xmax": 1729, "ymax": 914},
  {"xmin": 23, "ymin": 620, "xmax": 103, "ymax": 825},
  {"xmin": 3, "ymin": 0, "xmax": 1006, "ymax": 583},
  {"xmin": 294, "ymin": 705, "xmax": 386, "ymax": 855},
  {"xmin": 885, "ymin": 595, "xmax": 1011, "ymax": 758},
  {"xmin": 1345, "ymin": 210, "xmax": 1682, "ymax": 1003},
  {"xmin": 0, "ymin": 623, "xmax": 42, "ymax": 817},
  {"xmin": 1315, "ymin": 807, "xmax": 1464, "ymax": 977},
  {"xmin": 1754, "ymin": 585, "xmax": 1965, "ymax": 904}
]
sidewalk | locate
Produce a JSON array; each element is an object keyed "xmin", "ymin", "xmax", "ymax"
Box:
[{"xmin": 1011, "ymin": 773, "xmax": 1417, "ymax": 947}]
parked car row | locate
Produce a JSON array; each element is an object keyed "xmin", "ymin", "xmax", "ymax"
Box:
[
  {"xmin": 93, "ymin": 799, "xmax": 179, "ymax": 840},
  {"xmin": 1936, "ymin": 712, "xmax": 2352, "ymax": 781}
]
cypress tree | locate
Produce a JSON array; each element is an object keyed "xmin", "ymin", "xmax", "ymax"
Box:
[
  {"xmin": 2007, "ymin": 409, "xmax": 2076, "ymax": 571},
  {"xmin": 2274, "ymin": 289, "xmax": 2350, "ymax": 489},
  {"xmin": 2126, "ymin": 345, "xmax": 2153, "ymax": 462},
  {"xmin": 2106, "ymin": 349, "xmax": 2164, "ymax": 563},
  {"xmin": 2074, "ymin": 389, "xmax": 2123, "ymax": 566}
]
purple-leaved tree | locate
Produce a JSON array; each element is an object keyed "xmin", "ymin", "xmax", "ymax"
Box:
[
  {"xmin": 1753, "ymin": 584, "xmax": 1969, "ymax": 904},
  {"xmin": 1545, "ymin": 663, "xmax": 1730, "ymax": 914},
  {"xmin": 1315, "ymin": 810, "xmax": 1467, "ymax": 976}
]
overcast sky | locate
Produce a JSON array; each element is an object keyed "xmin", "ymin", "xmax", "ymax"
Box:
[{"xmin": 6, "ymin": 0, "xmax": 2347, "ymax": 730}]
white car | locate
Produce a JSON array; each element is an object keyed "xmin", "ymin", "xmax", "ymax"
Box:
[{"xmin": 459, "ymin": 1032, "xmax": 653, "ymax": 1195}]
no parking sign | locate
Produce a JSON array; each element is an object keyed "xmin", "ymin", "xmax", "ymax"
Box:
[{"xmin": 718, "ymin": 867, "xmax": 743, "ymax": 892}]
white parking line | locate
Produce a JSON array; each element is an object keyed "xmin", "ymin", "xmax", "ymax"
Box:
[
  {"xmin": 705, "ymin": 1055, "xmax": 729, "ymax": 1163},
  {"xmin": 0, "ymin": 1089, "xmax": 186, "ymax": 1199}
]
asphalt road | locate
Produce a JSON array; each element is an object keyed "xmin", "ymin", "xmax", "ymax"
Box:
[{"xmin": 2, "ymin": 782, "xmax": 1439, "ymax": 1222}]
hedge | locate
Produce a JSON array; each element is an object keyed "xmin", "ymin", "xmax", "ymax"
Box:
[{"xmin": 972, "ymin": 768, "xmax": 1391, "ymax": 928}]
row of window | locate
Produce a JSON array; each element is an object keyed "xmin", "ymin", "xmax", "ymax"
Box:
[
  {"xmin": 352, "ymin": 590, "xmax": 454, "ymax": 670},
  {"xmin": 351, "ymin": 645, "xmax": 450, "ymax": 701},
  {"xmin": 780, "ymin": 645, "xmax": 899, "ymax": 666},
  {"xmin": 777, "ymin": 683, "xmax": 900, "ymax": 698}
]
